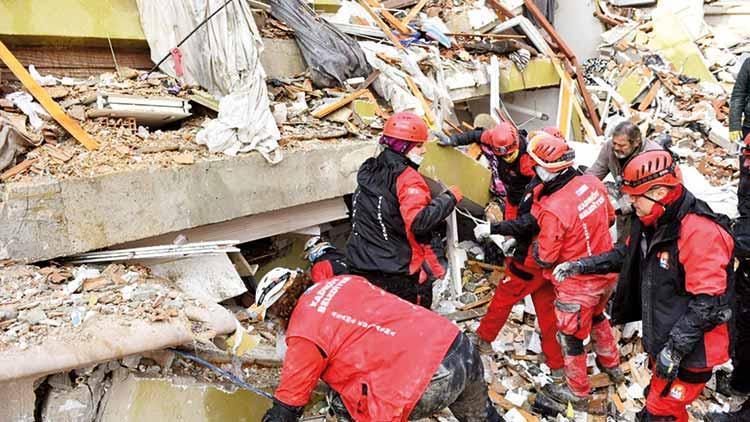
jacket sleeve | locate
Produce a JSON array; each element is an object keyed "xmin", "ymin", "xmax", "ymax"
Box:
[
  {"xmin": 730, "ymin": 59, "xmax": 750, "ymax": 132},
  {"xmin": 585, "ymin": 142, "xmax": 611, "ymax": 180},
  {"xmin": 274, "ymin": 337, "xmax": 327, "ymax": 407},
  {"xmin": 578, "ymin": 242, "xmax": 627, "ymax": 274},
  {"xmin": 397, "ymin": 169, "xmax": 458, "ymax": 239},
  {"xmin": 450, "ymin": 129, "xmax": 484, "ymax": 146},
  {"xmin": 532, "ymin": 210, "xmax": 565, "ymax": 268},
  {"xmin": 667, "ymin": 215, "xmax": 734, "ymax": 357},
  {"xmin": 491, "ymin": 213, "xmax": 539, "ymax": 237}
]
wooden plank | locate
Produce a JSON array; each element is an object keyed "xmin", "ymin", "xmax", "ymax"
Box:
[
  {"xmin": 1, "ymin": 158, "xmax": 38, "ymax": 181},
  {"xmin": 401, "ymin": 0, "xmax": 429, "ymax": 26},
  {"xmin": 467, "ymin": 260, "xmax": 504, "ymax": 272},
  {"xmin": 637, "ymin": 80, "xmax": 661, "ymax": 112},
  {"xmin": 458, "ymin": 296, "xmax": 492, "ymax": 311},
  {"xmin": 0, "ymin": 41, "xmax": 99, "ymax": 150},
  {"xmin": 486, "ymin": 0, "xmax": 517, "ymax": 20},
  {"xmin": 311, "ymin": 70, "xmax": 381, "ymax": 119},
  {"xmin": 443, "ymin": 119, "xmax": 463, "ymax": 134},
  {"xmin": 445, "ymin": 307, "xmax": 487, "ymax": 322},
  {"xmin": 358, "ymin": 0, "xmax": 406, "ymax": 50},
  {"xmin": 380, "ymin": 8, "xmax": 415, "ymax": 34},
  {"xmin": 382, "ymin": 0, "xmax": 418, "ymax": 8},
  {"xmin": 405, "ymin": 75, "xmax": 436, "ymax": 126}
]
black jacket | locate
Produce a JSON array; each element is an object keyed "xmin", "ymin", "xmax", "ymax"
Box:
[
  {"xmin": 582, "ymin": 191, "xmax": 734, "ymax": 368},
  {"xmin": 730, "ymin": 58, "xmax": 750, "ymax": 131},
  {"xmin": 346, "ymin": 148, "xmax": 458, "ymax": 276}
]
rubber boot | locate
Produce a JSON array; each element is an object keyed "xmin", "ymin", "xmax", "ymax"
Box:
[
  {"xmin": 542, "ymin": 382, "xmax": 589, "ymax": 411},
  {"xmin": 467, "ymin": 332, "xmax": 493, "ymax": 355},
  {"xmin": 549, "ymin": 368, "xmax": 565, "ymax": 383},
  {"xmin": 596, "ymin": 360, "xmax": 626, "ymax": 384}
]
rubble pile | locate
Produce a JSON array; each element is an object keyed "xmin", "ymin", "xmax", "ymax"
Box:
[
  {"xmin": 0, "ymin": 263, "xmax": 209, "ymax": 350},
  {"xmin": 585, "ymin": 0, "xmax": 748, "ymax": 185}
]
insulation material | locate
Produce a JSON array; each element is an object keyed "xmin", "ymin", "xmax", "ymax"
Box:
[
  {"xmin": 136, "ymin": 0, "xmax": 280, "ymax": 161},
  {"xmin": 268, "ymin": 0, "xmax": 372, "ymax": 88}
]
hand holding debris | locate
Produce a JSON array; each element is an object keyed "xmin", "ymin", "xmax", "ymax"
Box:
[
  {"xmin": 473, "ymin": 223, "xmax": 492, "ymax": 241},
  {"xmin": 655, "ymin": 346, "xmax": 681, "ymax": 380},
  {"xmin": 433, "ymin": 131, "xmax": 454, "ymax": 147},
  {"xmin": 552, "ymin": 261, "xmax": 583, "ymax": 283}
]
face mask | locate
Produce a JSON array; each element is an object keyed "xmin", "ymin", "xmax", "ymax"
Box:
[
  {"xmin": 535, "ymin": 166, "xmax": 558, "ymax": 183},
  {"xmin": 502, "ymin": 150, "xmax": 520, "ymax": 163},
  {"xmin": 406, "ymin": 150, "xmax": 424, "ymax": 166}
]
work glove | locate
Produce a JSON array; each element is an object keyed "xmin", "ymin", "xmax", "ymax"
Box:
[
  {"xmin": 262, "ymin": 401, "xmax": 303, "ymax": 422},
  {"xmin": 433, "ymin": 131, "xmax": 455, "ymax": 147},
  {"xmin": 730, "ymin": 130, "xmax": 743, "ymax": 143},
  {"xmin": 474, "ymin": 223, "xmax": 492, "ymax": 241},
  {"xmin": 498, "ymin": 237, "xmax": 517, "ymax": 256},
  {"xmin": 654, "ymin": 346, "xmax": 682, "ymax": 381},
  {"xmin": 552, "ymin": 261, "xmax": 583, "ymax": 283}
]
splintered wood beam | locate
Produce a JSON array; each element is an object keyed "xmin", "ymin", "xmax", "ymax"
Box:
[
  {"xmin": 358, "ymin": 0, "xmax": 406, "ymax": 50},
  {"xmin": 311, "ymin": 70, "xmax": 381, "ymax": 118},
  {"xmin": 401, "ymin": 0, "xmax": 429, "ymax": 26},
  {"xmin": 0, "ymin": 40, "xmax": 100, "ymax": 150}
]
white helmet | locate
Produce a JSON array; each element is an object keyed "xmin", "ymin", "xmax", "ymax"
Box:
[
  {"xmin": 303, "ymin": 236, "xmax": 334, "ymax": 263},
  {"xmin": 251, "ymin": 267, "xmax": 299, "ymax": 320}
]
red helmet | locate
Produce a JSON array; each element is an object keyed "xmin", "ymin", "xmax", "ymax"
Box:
[
  {"xmin": 542, "ymin": 126, "xmax": 564, "ymax": 139},
  {"xmin": 480, "ymin": 122, "xmax": 518, "ymax": 156},
  {"xmin": 621, "ymin": 150, "xmax": 682, "ymax": 196},
  {"xmin": 527, "ymin": 132, "xmax": 575, "ymax": 171},
  {"xmin": 383, "ymin": 112, "xmax": 429, "ymax": 143}
]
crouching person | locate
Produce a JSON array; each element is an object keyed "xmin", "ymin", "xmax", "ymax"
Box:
[{"xmin": 259, "ymin": 268, "xmax": 504, "ymax": 422}]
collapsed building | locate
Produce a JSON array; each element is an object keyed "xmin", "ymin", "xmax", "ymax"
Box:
[{"xmin": 0, "ymin": 0, "xmax": 749, "ymax": 421}]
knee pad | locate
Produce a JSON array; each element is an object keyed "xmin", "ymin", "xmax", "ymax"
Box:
[{"xmin": 556, "ymin": 333, "xmax": 584, "ymax": 356}]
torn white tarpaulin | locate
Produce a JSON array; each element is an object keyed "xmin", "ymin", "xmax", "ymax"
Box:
[
  {"xmin": 6, "ymin": 92, "xmax": 49, "ymax": 130},
  {"xmin": 136, "ymin": 0, "xmax": 280, "ymax": 161},
  {"xmin": 359, "ymin": 42, "xmax": 454, "ymax": 128}
]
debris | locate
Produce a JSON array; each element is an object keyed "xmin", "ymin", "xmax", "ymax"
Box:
[
  {"xmin": 311, "ymin": 70, "xmax": 381, "ymax": 118},
  {"xmin": 88, "ymin": 93, "xmax": 192, "ymax": 127},
  {"xmin": 65, "ymin": 241, "xmax": 240, "ymax": 264}
]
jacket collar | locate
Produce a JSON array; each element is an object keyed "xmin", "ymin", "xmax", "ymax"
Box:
[{"xmin": 539, "ymin": 167, "xmax": 580, "ymax": 198}]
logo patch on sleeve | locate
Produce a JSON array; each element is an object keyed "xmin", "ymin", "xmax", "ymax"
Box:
[
  {"xmin": 669, "ymin": 384, "xmax": 685, "ymax": 401},
  {"xmin": 657, "ymin": 251, "xmax": 670, "ymax": 270}
]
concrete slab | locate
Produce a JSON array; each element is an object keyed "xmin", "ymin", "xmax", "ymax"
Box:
[
  {"xmin": 0, "ymin": 376, "xmax": 37, "ymax": 422},
  {"xmin": 150, "ymin": 254, "xmax": 247, "ymax": 303},
  {"xmin": 0, "ymin": 141, "xmax": 376, "ymax": 263}
]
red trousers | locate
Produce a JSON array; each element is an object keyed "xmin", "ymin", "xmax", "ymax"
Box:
[
  {"xmin": 646, "ymin": 371, "xmax": 708, "ymax": 422},
  {"xmin": 554, "ymin": 278, "xmax": 620, "ymax": 396},
  {"xmin": 476, "ymin": 261, "xmax": 564, "ymax": 370}
]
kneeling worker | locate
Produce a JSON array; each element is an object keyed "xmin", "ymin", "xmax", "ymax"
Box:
[{"xmin": 259, "ymin": 268, "xmax": 504, "ymax": 422}]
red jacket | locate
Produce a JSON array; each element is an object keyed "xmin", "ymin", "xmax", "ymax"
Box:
[
  {"xmin": 274, "ymin": 275, "xmax": 459, "ymax": 421},
  {"xmin": 531, "ymin": 173, "xmax": 616, "ymax": 284}
]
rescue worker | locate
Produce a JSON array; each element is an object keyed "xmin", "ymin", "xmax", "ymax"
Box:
[
  {"xmin": 303, "ymin": 236, "xmax": 348, "ymax": 283},
  {"xmin": 586, "ymin": 120, "xmax": 662, "ymax": 242},
  {"xmin": 434, "ymin": 121, "xmax": 544, "ymax": 222},
  {"xmin": 705, "ymin": 135, "xmax": 750, "ymax": 421},
  {"xmin": 346, "ymin": 112, "xmax": 462, "ymax": 308},
  {"xmin": 523, "ymin": 134, "xmax": 623, "ymax": 409},
  {"xmin": 553, "ymin": 150, "xmax": 734, "ymax": 421},
  {"xmin": 258, "ymin": 268, "xmax": 504, "ymax": 422},
  {"xmin": 470, "ymin": 131, "xmax": 565, "ymax": 379},
  {"xmin": 730, "ymin": 56, "xmax": 750, "ymax": 143}
]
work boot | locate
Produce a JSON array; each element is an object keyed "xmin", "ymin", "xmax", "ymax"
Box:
[
  {"xmin": 705, "ymin": 399, "xmax": 750, "ymax": 422},
  {"xmin": 467, "ymin": 332, "xmax": 494, "ymax": 355},
  {"xmin": 542, "ymin": 382, "xmax": 589, "ymax": 411},
  {"xmin": 596, "ymin": 361, "xmax": 626, "ymax": 384},
  {"xmin": 549, "ymin": 368, "xmax": 565, "ymax": 383}
]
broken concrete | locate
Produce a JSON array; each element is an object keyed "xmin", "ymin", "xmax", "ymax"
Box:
[
  {"xmin": 0, "ymin": 141, "xmax": 376, "ymax": 263},
  {"xmin": 0, "ymin": 376, "xmax": 37, "ymax": 422},
  {"xmin": 99, "ymin": 372, "xmax": 272, "ymax": 422},
  {"xmin": 150, "ymin": 254, "xmax": 247, "ymax": 303}
]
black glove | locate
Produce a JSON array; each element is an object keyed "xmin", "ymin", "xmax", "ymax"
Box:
[
  {"xmin": 433, "ymin": 131, "xmax": 455, "ymax": 147},
  {"xmin": 654, "ymin": 346, "xmax": 682, "ymax": 380},
  {"xmin": 262, "ymin": 401, "xmax": 303, "ymax": 422},
  {"xmin": 552, "ymin": 261, "xmax": 583, "ymax": 283}
]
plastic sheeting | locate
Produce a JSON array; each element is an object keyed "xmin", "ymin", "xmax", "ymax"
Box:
[
  {"xmin": 268, "ymin": 0, "xmax": 372, "ymax": 88},
  {"xmin": 136, "ymin": 0, "xmax": 280, "ymax": 161}
]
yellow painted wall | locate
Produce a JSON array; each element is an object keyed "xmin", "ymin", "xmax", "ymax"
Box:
[{"xmin": 0, "ymin": 0, "xmax": 145, "ymax": 42}]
